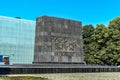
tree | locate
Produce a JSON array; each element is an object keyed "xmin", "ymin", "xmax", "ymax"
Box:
[
  {"xmin": 82, "ymin": 24, "xmax": 95, "ymax": 64},
  {"xmin": 82, "ymin": 24, "xmax": 94, "ymax": 44},
  {"xmin": 108, "ymin": 17, "xmax": 120, "ymax": 30},
  {"xmin": 83, "ymin": 17, "xmax": 120, "ymax": 65},
  {"xmin": 104, "ymin": 17, "xmax": 120, "ymax": 65},
  {"xmin": 90, "ymin": 24, "xmax": 107, "ymax": 65}
]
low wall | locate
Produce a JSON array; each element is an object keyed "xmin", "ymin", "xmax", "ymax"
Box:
[{"xmin": 0, "ymin": 65, "xmax": 120, "ymax": 74}]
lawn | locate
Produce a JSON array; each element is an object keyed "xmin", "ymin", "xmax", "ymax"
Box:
[
  {"xmin": 1, "ymin": 72, "xmax": 120, "ymax": 80},
  {"xmin": 0, "ymin": 76, "xmax": 51, "ymax": 80}
]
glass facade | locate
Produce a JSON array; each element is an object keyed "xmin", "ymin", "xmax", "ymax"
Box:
[{"xmin": 0, "ymin": 16, "xmax": 35, "ymax": 65}]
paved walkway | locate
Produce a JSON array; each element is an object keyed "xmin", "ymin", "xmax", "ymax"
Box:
[{"xmin": 6, "ymin": 73, "xmax": 120, "ymax": 80}]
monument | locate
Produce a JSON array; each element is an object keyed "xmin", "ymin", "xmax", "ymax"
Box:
[
  {"xmin": 33, "ymin": 16, "xmax": 84, "ymax": 64},
  {"xmin": 1, "ymin": 16, "xmax": 119, "ymax": 74}
]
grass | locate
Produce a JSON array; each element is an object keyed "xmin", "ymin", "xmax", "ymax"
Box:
[
  {"xmin": 0, "ymin": 76, "xmax": 51, "ymax": 80},
  {"xmin": 1, "ymin": 72, "xmax": 120, "ymax": 80}
]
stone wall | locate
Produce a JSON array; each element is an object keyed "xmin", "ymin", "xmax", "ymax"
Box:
[{"xmin": 33, "ymin": 16, "xmax": 84, "ymax": 63}]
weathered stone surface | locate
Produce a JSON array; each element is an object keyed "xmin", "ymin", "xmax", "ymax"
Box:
[{"xmin": 33, "ymin": 16, "xmax": 84, "ymax": 63}]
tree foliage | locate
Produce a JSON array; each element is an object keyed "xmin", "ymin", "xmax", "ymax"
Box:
[{"xmin": 83, "ymin": 17, "xmax": 120, "ymax": 65}]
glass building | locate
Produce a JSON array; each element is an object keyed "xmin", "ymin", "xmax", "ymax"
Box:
[{"xmin": 0, "ymin": 16, "xmax": 36, "ymax": 65}]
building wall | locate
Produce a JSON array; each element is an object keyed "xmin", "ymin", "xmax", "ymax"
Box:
[
  {"xmin": 0, "ymin": 16, "xmax": 35, "ymax": 65},
  {"xmin": 34, "ymin": 16, "xmax": 84, "ymax": 63}
]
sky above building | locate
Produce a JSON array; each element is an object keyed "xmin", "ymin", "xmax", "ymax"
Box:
[{"xmin": 0, "ymin": 0, "xmax": 120, "ymax": 27}]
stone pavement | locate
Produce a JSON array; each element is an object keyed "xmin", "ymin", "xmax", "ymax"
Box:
[{"xmin": 6, "ymin": 73, "xmax": 120, "ymax": 80}]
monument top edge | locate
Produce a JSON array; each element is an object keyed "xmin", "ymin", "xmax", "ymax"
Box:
[{"xmin": 36, "ymin": 15, "xmax": 82, "ymax": 23}]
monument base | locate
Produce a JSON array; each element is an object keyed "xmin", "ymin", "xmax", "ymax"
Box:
[
  {"xmin": 0, "ymin": 64, "xmax": 119, "ymax": 74},
  {"xmin": 33, "ymin": 62, "xmax": 86, "ymax": 65}
]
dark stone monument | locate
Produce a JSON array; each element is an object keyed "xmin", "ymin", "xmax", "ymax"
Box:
[{"xmin": 33, "ymin": 16, "xmax": 84, "ymax": 64}]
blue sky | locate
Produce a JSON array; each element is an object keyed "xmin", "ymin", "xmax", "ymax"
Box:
[{"xmin": 0, "ymin": 0, "xmax": 120, "ymax": 26}]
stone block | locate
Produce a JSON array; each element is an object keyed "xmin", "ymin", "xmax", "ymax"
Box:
[{"xmin": 33, "ymin": 16, "xmax": 84, "ymax": 63}]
